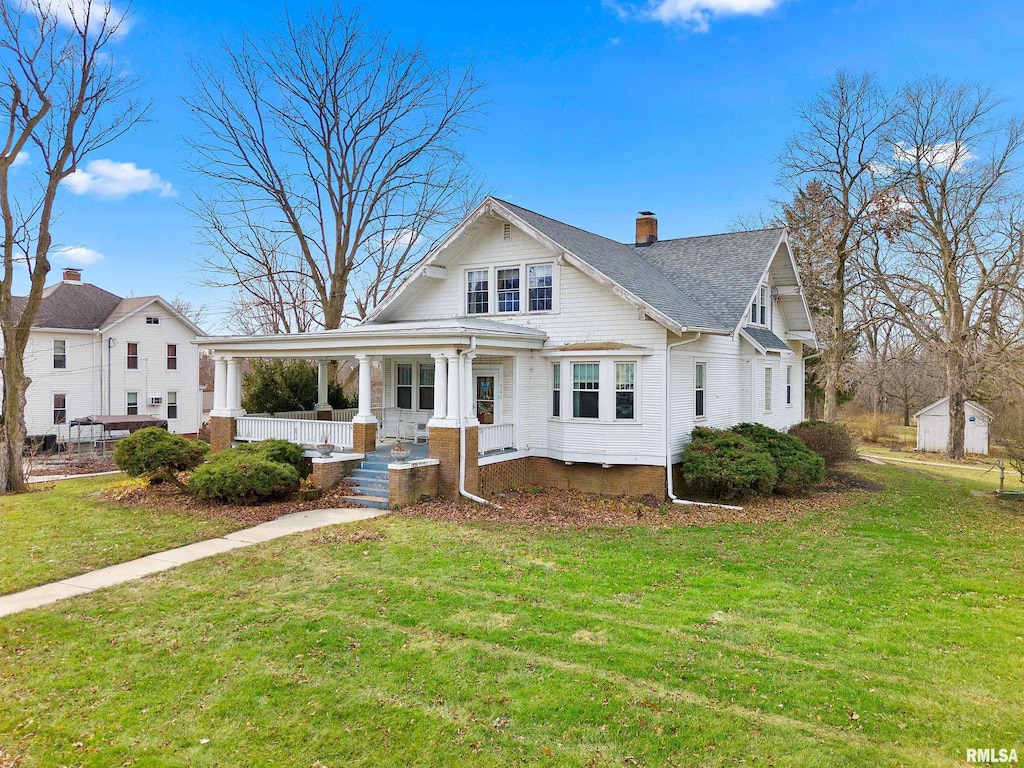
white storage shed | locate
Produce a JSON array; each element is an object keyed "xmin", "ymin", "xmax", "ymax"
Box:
[{"xmin": 915, "ymin": 397, "xmax": 992, "ymax": 455}]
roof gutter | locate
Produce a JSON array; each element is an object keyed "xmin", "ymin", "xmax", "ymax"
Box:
[{"xmin": 665, "ymin": 334, "xmax": 743, "ymax": 511}]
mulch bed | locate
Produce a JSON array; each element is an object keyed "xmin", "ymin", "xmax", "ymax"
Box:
[
  {"xmin": 393, "ymin": 469, "xmax": 882, "ymax": 530},
  {"xmin": 101, "ymin": 480, "xmax": 361, "ymax": 526},
  {"xmin": 29, "ymin": 456, "xmax": 119, "ymax": 476}
]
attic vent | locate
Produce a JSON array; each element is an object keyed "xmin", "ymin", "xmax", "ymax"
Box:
[
  {"xmin": 503, "ymin": 222, "xmax": 511, "ymax": 241},
  {"xmin": 145, "ymin": 317, "xmax": 160, "ymax": 325}
]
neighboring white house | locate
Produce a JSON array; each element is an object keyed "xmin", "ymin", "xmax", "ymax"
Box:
[
  {"xmin": 200, "ymin": 197, "xmax": 818, "ymax": 502},
  {"xmin": 915, "ymin": 397, "xmax": 991, "ymax": 455},
  {"xmin": 5, "ymin": 268, "xmax": 204, "ymax": 440}
]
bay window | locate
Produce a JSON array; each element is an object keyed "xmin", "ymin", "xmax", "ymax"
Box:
[{"xmin": 615, "ymin": 362, "xmax": 635, "ymax": 420}]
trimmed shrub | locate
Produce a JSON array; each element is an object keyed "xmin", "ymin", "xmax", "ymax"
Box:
[
  {"xmin": 234, "ymin": 439, "xmax": 305, "ymax": 474},
  {"xmin": 190, "ymin": 451, "xmax": 299, "ymax": 505},
  {"xmin": 731, "ymin": 422, "xmax": 825, "ymax": 492},
  {"xmin": 681, "ymin": 427, "xmax": 777, "ymax": 500},
  {"xmin": 114, "ymin": 427, "xmax": 209, "ymax": 488},
  {"xmin": 788, "ymin": 420, "xmax": 858, "ymax": 468}
]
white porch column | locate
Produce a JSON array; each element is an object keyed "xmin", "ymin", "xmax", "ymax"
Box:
[
  {"xmin": 446, "ymin": 354, "xmax": 460, "ymax": 423},
  {"xmin": 315, "ymin": 360, "xmax": 330, "ymax": 411},
  {"xmin": 212, "ymin": 356, "xmax": 227, "ymax": 415},
  {"xmin": 463, "ymin": 352, "xmax": 478, "ymax": 425},
  {"xmin": 430, "ymin": 353, "xmax": 448, "ymax": 422},
  {"xmin": 354, "ymin": 354, "xmax": 376, "ymax": 424},
  {"xmin": 225, "ymin": 357, "xmax": 245, "ymax": 416}
]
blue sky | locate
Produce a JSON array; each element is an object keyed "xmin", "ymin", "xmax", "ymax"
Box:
[{"xmin": 22, "ymin": 0, "xmax": 1024, "ymax": 330}]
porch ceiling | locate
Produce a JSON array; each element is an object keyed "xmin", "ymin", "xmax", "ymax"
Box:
[{"xmin": 198, "ymin": 318, "xmax": 547, "ymax": 358}]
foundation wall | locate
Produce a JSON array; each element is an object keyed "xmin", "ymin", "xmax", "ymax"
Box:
[
  {"xmin": 478, "ymin": 456, "xmax": 666, "ymax": 499},
  {"xmin": 389, "ymin": 461, "xmax": 440, "ymax": 508}
]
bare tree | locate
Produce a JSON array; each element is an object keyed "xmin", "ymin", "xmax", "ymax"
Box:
[
  {"xmin": 0, "ymin": 0, "xmax": 144, "ymax": 493},
  {"xmin": 870, "ymin": 78, "xmax": 1024, "ymax": 458},
  {"xmin": 187, "ymin": 4, "xmax": 484, "ymax": 332},
  {"xmin": 779, "ymin": 71, "xmax": 905, "ymax": 421}
]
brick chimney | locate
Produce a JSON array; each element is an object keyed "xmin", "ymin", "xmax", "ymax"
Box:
[
  {"xmin": 635, "ymin": 211, "xmax": 658, "ymax": 246},
  {"xmin": 62, "ymin": 268, "xmax": 82, "ymax": 282}
]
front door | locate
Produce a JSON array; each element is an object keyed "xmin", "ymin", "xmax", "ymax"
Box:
[{"xmin": 475, "ymin": 375, "xmax": 495, "ymax": 425}]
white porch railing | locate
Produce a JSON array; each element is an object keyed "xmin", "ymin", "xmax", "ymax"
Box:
[
  {"xmin": 478, "ymin": 422, "xmax": 515, "ymax": 454},
  {"xmin": 235, "ymin": 416, "xmax": 354, "ymax": 449},
  {"xmin": 268, "ymin": 407, "xmax": 384, "ymax": 422}
]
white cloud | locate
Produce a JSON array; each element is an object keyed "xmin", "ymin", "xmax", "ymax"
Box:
[
  {"xmin": 12, "ymin": 151, "xmax": 29, "ymax": 168},
  {"xmin": 893, "ymin": 142, "xmax": 975, "ymax": 172},
  {"xmin": 63, "ymin": 159, "xmax": 176, "ymax": 200},
  {"xmin": 56, "ymin": 246, "xmax": 104, "ymax": 265},
  {"xmin": 29, "ymin": 0, "xmax": 132, "ymax": 35},
  {"xmin": 608, "ymin": 0, "xmax": 784, "ymax": 31}
]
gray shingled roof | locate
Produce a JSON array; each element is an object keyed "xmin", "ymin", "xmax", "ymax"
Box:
[
  {"xmin": 742, "ymin": 326, "xmax": 790, "ymax": 351},
  {"xmin": 12, "ymin": 282, "xmax": 124, "ymax": 330},
  {"xmin": 494, "ymin": 198, "xmax": 784, "ymax": 332}
]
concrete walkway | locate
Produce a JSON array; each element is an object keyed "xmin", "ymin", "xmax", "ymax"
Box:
[
  {"xmin": 861, "ymin": 454, "xmax": 998, "ymax": 472},
  {"xmin": 0, "ymin": 507, "xmax": 384, "ymax": 618}
]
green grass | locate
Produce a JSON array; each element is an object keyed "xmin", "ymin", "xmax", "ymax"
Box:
[
  {"xmin": 0, "ymin": 476, "xmax": 244, "ymax": 595},
  {"xmin": 860, "ymin": 445, "xmax": 1023, "ymax": 492},
  {"xmin": 2, "ymin": 465, "xmax": 1023, "ymax": 766}
]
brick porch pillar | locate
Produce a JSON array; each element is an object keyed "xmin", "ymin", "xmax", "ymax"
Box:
[
  {"xmin": 352, "ymin": 421, "xmax": 377, "ymax": 454},
  {"xmin": 429, "ymin": 424, "xmax": 478, "ymax": 499},
  {"xmin": 209, "ymin": 416, "xmax": 236, "ymax": 453},
  {"xmin": 316, "ymin": 409, "xmax": 333, "ymax": 421}
]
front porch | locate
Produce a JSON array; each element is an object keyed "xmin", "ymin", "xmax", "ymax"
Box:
[{"xmin": 200, "ymin": 319, "xmax": 545, "ymax": 498}]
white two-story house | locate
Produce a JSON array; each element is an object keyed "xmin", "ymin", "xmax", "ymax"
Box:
[
  {"xmin": 8, "ymin": 268, "xmax": 204, "ymax": 441},
  {"xmin": 201, "ymin": 197, "xmax": 817, "ymax": 506}
]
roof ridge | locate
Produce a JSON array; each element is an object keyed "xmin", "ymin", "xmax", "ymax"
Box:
[{"xmin": 490, "ymin": 197, "xmax": 636, "ymax": 254}]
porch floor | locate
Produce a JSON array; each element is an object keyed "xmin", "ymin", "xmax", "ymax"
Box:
[{"xmin": 370, "ymin": 439, "xmax": 431, "ymax": 462}]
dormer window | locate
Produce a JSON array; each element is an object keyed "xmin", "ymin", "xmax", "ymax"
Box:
[{"xmin": 751, "ymin": 284, "xmax": 770, "ymax": 328}]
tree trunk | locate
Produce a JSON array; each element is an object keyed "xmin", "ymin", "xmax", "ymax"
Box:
[
  {"xmin": 823, "ymin": 326, "xmax": 843, "ymax": 422},
  {"xmin": 0, "ymin": 342, "xmax": 30, "ymax": 493},
  {"xmin": 945, "ymin": 351, "xmax": 967, "ymax": 460}
]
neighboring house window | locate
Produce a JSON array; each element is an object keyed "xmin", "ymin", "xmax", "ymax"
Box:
[
  {"xmin": 467, "ymin": 269, "xmax": 489, "ymax": 314},
  {"xmin": 127, "ymin": 392, "xmax": 138, "ymax": 416},
  {"xmin": 695, "ymin": 362, "xmax": 706, "ymax": 418},
  {"xmin": 146, "ymin": 316, "xmax": 160, "ymax": 325},
  {"xmin": 786, "ymin": 365, "xmax": 793, "ymax": 406},
  {"xmin": 127, "ymin": 342, "xmax": 138, "ymax": 369},
  {"xmin": 53, "ymin": 339, "xmax": 66, "ymax": 369},
  {"xmin": 496, "ymin": 267, "xmax": 520, "ymax": 312},
  {"xmin": 53, "ymin": 394, "xmax": 66, "ymax": 424},
  {"xmin": 167, "ymin": 391, "xmax": 178, "ymax": 420},
  {"xmin": 615, "ymin": 362, "xmax": 635, "ymax": 420},
  {"xmin": 418, "ymin": 364, "xmax": 435, "ymax": 410},
  {"xmin": 396, "ymin": 364, "xmax": 413, "ymax": 409},
  {"xmin": 551, "ymin": 363, "xmax": 560, "ymax": 417},
  {"xmin": 528, "ymin": 264, "xmax": 553, "ymax": 311},
  {"xmin": 167, "ymin": 344, "xmax": 177, "ymax": 370},
  {"xmin": 764, "ymin": 365, "xmax": 773, "ymax": 412},
  {"xmin": 572, "ymin": 362, "xmax": 600, "ymax": 419}
]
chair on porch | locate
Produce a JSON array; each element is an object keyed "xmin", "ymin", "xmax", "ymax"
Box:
[
  {"xmin": 381, "ymin": 407, "xmax": 402, "ymax": 440},
  {"xmin": 399, "ymin": 411, "xmax": 431, "ymax": 444}
]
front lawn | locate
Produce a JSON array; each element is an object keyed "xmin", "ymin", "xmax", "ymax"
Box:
[
  {"xmin": 1, "ymin": 464, "xmax": 1022, "ymax": 766},
  {"xmin": 0, "ymin": 476, "xmax": 245, "ymax": 595}
]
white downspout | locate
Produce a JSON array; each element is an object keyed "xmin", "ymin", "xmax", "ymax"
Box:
[
  {"xmin": 665, "ymin": 333, "xmax": 744, "ymax": 511},
  {"xmin": 458, "ymin": 336, "xmax": 500, "ymax": 507}
]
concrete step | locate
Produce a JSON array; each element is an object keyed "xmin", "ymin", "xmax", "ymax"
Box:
[
  {"xmin": 343, "ymin": 494, "xmax": 389, "ymax": 510},
  {"xmin": 352, "ymin": 483, "xmax": 388, "ymax": 496},
  {"xmin": 360, "ymin": 460, "xmax": 390, "ymax": 472},
  {"xmin": 350, "ymin": 468, "xmax": 388, "ymax": 481}
]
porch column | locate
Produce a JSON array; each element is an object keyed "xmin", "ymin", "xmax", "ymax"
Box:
[
  {"xmin": 462, "ymin": 352, "xmax": 478, "ymax": 425},
  {"xmin": 352, "ymin": 354, "xmax": 376, "ymax": 453},
  {"xmin": 430, "ymin": 353, "xmax": 448, "ymax": 422},
  {"xmin": 446, "ymin": 355, "xmax": 460, "ymax": 423},
  {"xmin": 315, "ymin": 360, "xmax": 331, "ymax": 420},
  {"xmin": 225, "ymin": 357, "xmax": 245, "ymax": 416},
  {"xmin": 212, "ymin": 356, "xmax": 227, "ymax": 414}
]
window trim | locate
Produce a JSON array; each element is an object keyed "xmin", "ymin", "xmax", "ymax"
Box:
[
  {"xmin": 126, "ymin": 342, "xmax": 139, "ymax": 370},
  {"xmin": 127, "ymin": 392, "xmax": 139, "ymax": 416},
  {"xmin": 764, "ymin": 363, "xmax": 773, "ymax": 413},
  {"xmin": 53, "ymin": 393, "xmax": 67, "ymax": 425},
  {"xmin": 751, "ymin": 283, "xmax": 771, "ymax": 328},
  {"xmin": 166, "ymin": 391, "xmax": 178, "ymax": 420},
  {"xmin": 571, "ymin": 361, "xmax": 601, "ymax": 420},
  {"xmin": 695, "ymin": 361, "xmax": 707, "ymax": 420},
  {"xmin": 785, "ymin": 364, "xmax": 793, "ymax": 407},
  {"xmin": 53, "ymin": 339, "xmax": 67, "ymax": 370},
  {"xmin": 166, "ymin": 344, "xmax": 177, "ymax": 371},
  {"xmin": 463, "ymin": 262, "xmax": 556, "ymax": 317}
]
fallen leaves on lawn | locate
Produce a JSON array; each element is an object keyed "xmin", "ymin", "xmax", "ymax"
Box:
[{"xmin": 311, "ymin": 526, "xmax": 388, "ymax": 546}]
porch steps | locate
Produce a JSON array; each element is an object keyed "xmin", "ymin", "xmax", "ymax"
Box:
[{"xmin": 343, "ymin": 458, "xmax": 391, "ymax": 510}]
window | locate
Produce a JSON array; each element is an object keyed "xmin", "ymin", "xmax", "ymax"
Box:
[
  {"xmin": 572, "ymin": 363, "xmax": 600, "ymax": 419},
  {"xmin": 145, "ymin": 316, "xmax": 160, "ymax": 325},
  {"xmin": 127, "ymin": 342, "xmax": 138, "ymax": 370},
  {"xmin": 467, "ymin": 269, "xmax": 489, "ymax": 314},
  {"xmin": 418, "ymin": 364, "xmax": 435, "ymax": 411},
  {"xmin": 759, "ymin": 286, "xmax": 768, "ymax": 326},
  {"xmin": 496, "ymin": 267, "xmax": 520, "ymax": 312},
  {"xmin": 396, "ymin": 364, "xmax": 413, "ymax": 409},
  {"xmin": 786, "ymin": 365, "xmax": 793, "ymax": 406},
  {"xmin": 551, "ymin": 363, "xmax": 561, "ymax": 417},
  {"xmin": 126, "ymin": 392, "xmax": 138, "ymax": 416},
  {"xmin": 764, "ymin": 365, "xmax": 773, "ymax": 412},
  {"xmin": 751, "ymin": 285, "xmax": 770, "ymax": 327},
  {"xmin": 167, "ymin": 344, "xmax": 177, "ymax": 370},
  {"xmin": 695, "ymin": 362, "xmax": 706, "ymax": 418},
  {"xmin": 167, "ymin": 391, "xmax": 178, "ymax": 420},
  {"xmin": 615, "ymin": 362, "xmax": 635, "ymax": 420},
  {"xmin": 53, "ymin": 339, "xmax": 66, "ymax": 369},
  {"xmin": 53, "ymin": 394, "xmax": 66, "ymax": 424},
  {"xmin": 750, "ymin": 294, "xmax": 758, "ymax": 323},
  {"xmin": 528, "ymin": 264, "xmax": 553, "ymax": 311}
]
